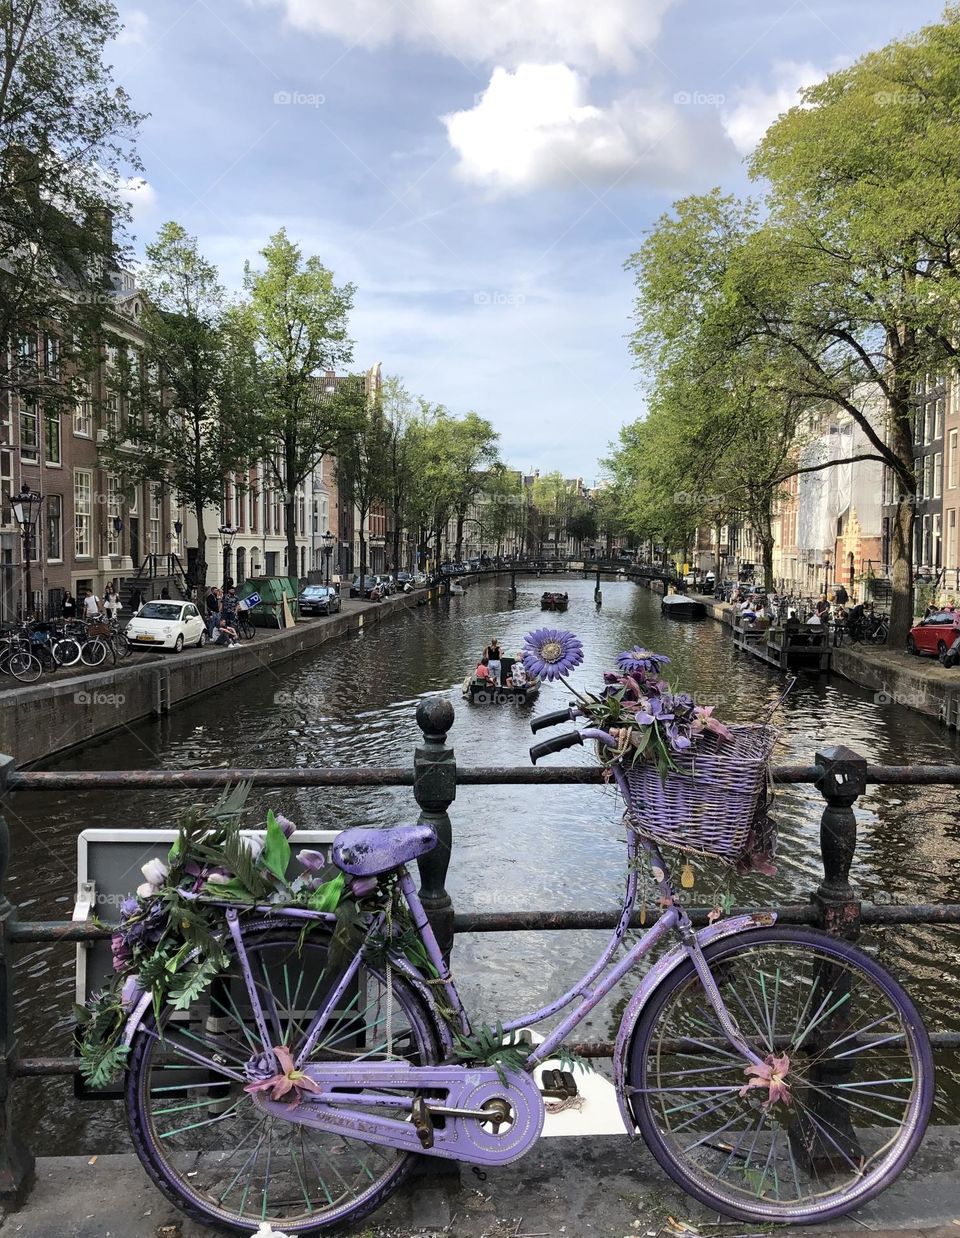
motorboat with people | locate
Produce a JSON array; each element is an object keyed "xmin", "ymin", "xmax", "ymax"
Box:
[
  {"xmin": 462, "ymin": 651, "xmax": 540, "ymax": 704},
  {"xmin": 541, "ymin": 591, "xmax": 569, "ymax": 612}
]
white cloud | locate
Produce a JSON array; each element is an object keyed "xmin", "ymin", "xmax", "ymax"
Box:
[
  {"xmin": 115, "ymin": 9, "xmax": 149, "ymax": 45},
  {"xmin": 258, "ymin": 0, "xmax": 676, "ymax": 72},
  {"xmin": 118, "ymin": 176, "xmax": 157, "ymax": 216},
  {"xmin": 721, "ymin": 61, "xmax": 824, "ymax": 156},
  {"xmin": 443, "ymin": 64, "xmax": 722, "ymax": 195}
]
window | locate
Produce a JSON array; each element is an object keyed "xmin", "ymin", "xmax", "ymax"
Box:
[
  {"xmin": 148, "ymin": 484, "xmax": 161, "ymax": 553},
  {"xmin": 44, "ymin": 407, "xmax": 61, "ymax": 464},
  {"xmin": 127, "ymin": 481, "xmax": 138, "ymax": 515},
  {"xmin": 934, "ymin": 452, "xmax": 943, "ymax": 499},
  {"xmin": 924, "ymin": 454, "xmax": 934, "ymax": 499},
  {"xmin": 949, "ymin": 510, "xmax": 957, "ymax": 569},
  {"xmin": 925, "ymin": 404, "xmax": 934, "ymax": 445},
  {"xmin": 43, "ymin": 335, "xmax": 59, "ymax": 380},
  {"xmin": 249, "ymin": 487, "xmax": 257, "ymax": 532},
  {"xmin": 934, "ymin": 512, "xmax": 943, "ymax": 568},
  {"xmin": 46, "ymin": 495, "xmax": 62, "ymax": 561},
  {"xmin": 18, "ymin": 333, "xmax": 37, "ymax": 376},
  {"xmin": 74, "ymin": 382, "xmax": 93, "ymax": 437},
  {"xmin": 104, "ymin": 392, "xmax": 120, "ymax": 437},
  {"xmin": 74, "ymin": 470, "xmax": 92, "ymax": 557},
  {"xmin": 936, "ymin": 398, "xmax": 945, "ymax": 440},
  {"xmin": 950, "ymin": 431, "xmax": 959, "ymax": 490},
  {"xmin": 20, "ymin": 400, "xmax": 39, "ymax": 462},
  {"xmin": 107, "ymin": 474, "xmax": 121, "ymax": 555}
]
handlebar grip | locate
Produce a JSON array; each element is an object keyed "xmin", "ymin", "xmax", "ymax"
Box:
[
  {"xmin": 530, "ymin": 707, "xmax": 575, "ymax": 734},
  {"xmin": 529, "ymin": 731, "xmax": 583, "ymax": 764}
]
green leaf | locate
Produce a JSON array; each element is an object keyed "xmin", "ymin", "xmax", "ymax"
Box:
[
  {"xmin": 307, "ymin": 873, "xmax": 344, "ymax": 912},
  {"xmin": 261, "ymin": 810, "xmax": 291, "ymax": 882},
  {"xmin": 202, "ymin": 877, "xmax": 255, "ymax": 902},
  {"xmin": 168, "ymin": 956, "xmax": 223, "ymax": 1011},
  {"xmin": 79, "ymin": 1043, "xmax": 130, "ymax": 1089}
]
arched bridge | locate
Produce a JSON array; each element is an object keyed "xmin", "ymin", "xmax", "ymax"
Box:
[{"xmin": 435, "ymin": 558, "xmax": 681, "ymax": 591}]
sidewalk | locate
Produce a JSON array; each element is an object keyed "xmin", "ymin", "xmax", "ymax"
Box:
[{"xmin": 2, "ymin": 1129, "xmax": 958, "ymax": 1238}]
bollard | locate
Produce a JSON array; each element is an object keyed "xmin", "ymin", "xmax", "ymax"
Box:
[
  {"xmin": 413, "ymin": 697, "xmax": 457, "ymax": 958},
  {"xmin": 812, "ymin": 744, "xmax": 867, "ymax": 939},
  {"xmin": 0, "ymin": 754, "xmax": 33, "ymax": 1198}
]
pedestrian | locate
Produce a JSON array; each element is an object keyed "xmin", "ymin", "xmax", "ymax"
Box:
[
  {"xmin": 82, "ymin": 588, "xmax": 100, "ymax": 619},
  {"xmin": 484, "ymin": 637, "xmax": 502, "ymax": 686},
  {"xmin": 103, "ymin": 582, "xmax": 118, "ymax": 621},
  {"xmin": 159, "ymin": 586, "xmax": 171, "ymax": 600},
  {"xmin": 206, "ymin": 584, "xmax": 220, "ymax": 623},
  {"xmin": 221, "ymin": 585, "xmax": 239, "ymax": 628},
  {"xmin": 130, "ymin": 586, "xmax": 145, "ymax": 614},
  {"xmin": 835, "ymin": 583, "xmax": 849, "ymax": 607},
  {"xmin": 61, "ymin": 591, "xmax": 77, "ymax": 620}
]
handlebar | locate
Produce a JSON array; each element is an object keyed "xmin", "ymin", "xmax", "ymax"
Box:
[
  {"xmin": 529, "ymin": 732, "xmax": 583, "ymax": 763},
  {"xmin": 529, "ymin": 706, "xmax": 578, "ymax": 733}
]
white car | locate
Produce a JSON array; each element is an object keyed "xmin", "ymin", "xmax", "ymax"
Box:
[{"xmin": 126, "ymin": 601, "xmax": 207, "ymax": 652}]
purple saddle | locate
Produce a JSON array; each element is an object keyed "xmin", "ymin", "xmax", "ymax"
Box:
[{"xmin": 333, "ymin": 824, "xmax": 437, "ymax": 877}]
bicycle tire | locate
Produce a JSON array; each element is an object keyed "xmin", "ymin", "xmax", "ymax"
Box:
[
  {"xmin": 126, "ymin": 924, "xmax": 441, "ymax": 1235},
  {"xmin": 8, "ymin": 651, "xmax": 42, "ymax": 683},
  {"xmin": 238, "ymin": 614, "xmax": 256, "ymax": 640},
  {"xmin": 627, "ymin": 925, "xmax": 932, "ymax": 1225},
  {"xmin": 79, "ymin": 638, "xmax": 108, "ymax": 667},
  {"xmin": 52, "ymin": 637, "xmax": 83, "ymax": 667}
]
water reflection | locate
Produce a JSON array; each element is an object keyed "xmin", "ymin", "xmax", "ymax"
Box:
[{"xmin": 10, "ymin": 575, "xmax": 960, "ymax": 1149}]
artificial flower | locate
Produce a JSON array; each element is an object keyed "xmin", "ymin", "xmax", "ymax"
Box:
[
  {"xmin": 243, "ymin": 1044, "xmax": 321, "ymax": 1103},
  {"xmin": 739, "ymin": 1052, "xmax": 792, "ymax": 1108},
  {"xmin": 521, "ymin": 628, "xmax": 584, "ymax": 681}
]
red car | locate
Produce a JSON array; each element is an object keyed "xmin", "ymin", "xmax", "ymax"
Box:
[{"xmin": 907, "ymin": 610, "xmax": 960, "ymax": 657}]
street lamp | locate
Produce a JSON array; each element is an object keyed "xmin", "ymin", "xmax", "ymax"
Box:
[
  {"xmin": 9, "ymin": 483, "xmax": 43, "ymax": 617},
  {"xmin": 218, "ymin": 524, "xmax": 239, "ymax": 586},
  {"xmin": 321, "ymin": 529, "xmax": 334, "ymax": 586},
  {"xmin": 173, "ymin": 519, "xmax": 182, "ymax": 544}
]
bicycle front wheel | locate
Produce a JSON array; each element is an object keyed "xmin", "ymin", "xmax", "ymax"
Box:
[
  {"xmin": 80, "ymin": 638, "xmax": 108, "ymax": 666},
  {"xmin": 8, "ymin": 651, "xmax": 42, "ymax": 682},
  {"xmin": 127, "ymin": 925, "xmax": 442, "ymax": 1235},
  {"xmin": 627, "ymin": 926, "xmax": 933, "ymax": 1225}
]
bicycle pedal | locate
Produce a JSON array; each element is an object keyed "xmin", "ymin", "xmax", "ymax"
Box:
[
  {"xmin": 411, "ymin": 1095, "xmax": 435, "ymax": 1149},
  {"xmin": 539, "ymin": 1069, "xmax": 578, "ymax": 1100}
]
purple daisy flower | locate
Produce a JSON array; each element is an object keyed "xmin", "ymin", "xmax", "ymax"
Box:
[
  {"xmin": 522, "ymin": 628, "xmax": 584, "ymax": 681},
  {"xmin": 616, "ymin": 647, "xmax": 671, "ymax": 677}
]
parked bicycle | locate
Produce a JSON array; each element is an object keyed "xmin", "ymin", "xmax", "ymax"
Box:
[{"xmin": 114, "ymin": 710, "xmax": 933, "ymax": 1234}]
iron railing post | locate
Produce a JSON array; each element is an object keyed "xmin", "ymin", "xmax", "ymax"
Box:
[
  {"xmin": 413, "ymin": 697, "xmax": 456, "ymax": 957},
  {"xmin": 0, "ymin": 754, "xmax": 33, "ymax": 1198},
  {"xmin": 812, "ymin": 744, "xmax": 867, "ymax": 938}
]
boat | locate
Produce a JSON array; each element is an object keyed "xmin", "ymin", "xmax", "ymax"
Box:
[
  {"xmin": 462, "ymin": 656, "xmax": 540, "ymax": 704},
  {"xmin": 449, "ymin": 579, "xmax": 465, "ymax": 596},
  {"xmin": 541, "ymin": 591, "xmax": 569, "ymax": 612},
  {"xmin": 661, "ymin": 593, "xmax": 706, "ymax": 620}
]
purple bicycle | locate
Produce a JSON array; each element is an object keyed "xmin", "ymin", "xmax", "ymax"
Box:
[{"xmin": 122, "ymin": 711, "xmax": 933, "ymax": 1234}]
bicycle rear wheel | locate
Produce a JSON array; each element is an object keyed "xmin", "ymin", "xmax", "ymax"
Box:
[
  {"xmin": 8, "ymin": 650, "xmax": 42, "ymax": 682},
  {"xmin": 80, "ymin": 638, "xmax": 108, "ymax": 666},
  {"xmin": 627, "ymin": 926, "xmax": 932, "ymax": 1225},
  {"xmin": 53, "ymin": 637, "xmax": 82, "ymax": 667},
  {"xmin": 126, "ymin": 925, "xmax": 441, "ymax": 1235}
]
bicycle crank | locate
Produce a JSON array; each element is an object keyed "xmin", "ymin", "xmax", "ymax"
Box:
[{"xmin": 251, "ymin": 1060, "xmax": 544, "ymax": 1165}]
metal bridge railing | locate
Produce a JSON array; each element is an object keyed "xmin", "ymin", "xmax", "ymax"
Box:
[{"xmin": 0, "ymin": 697, "xmax": 957, "ymax": 1193}]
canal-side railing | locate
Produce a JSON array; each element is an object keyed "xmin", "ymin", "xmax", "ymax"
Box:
[{"xmin": 0, "ymin": 695, "xmax": 959, "ymax": 1194}]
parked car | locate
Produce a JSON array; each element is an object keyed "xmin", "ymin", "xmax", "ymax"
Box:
[
  {"xmin": 376, "ymin": 575, "xmax": 395, "ymax": 595},
  {"xmin": 396, "ymin": 571, "xmax": 414, "ymax": 586},
  {"xmin": 350, "ymin": 575, "xmax": 381, "ymax": 599},
  {"xmin": 907, "ymin": 610, "xmax": 960, "ymax": 657},
  {"xmin": 297, "ymin": 585, "xmax": 342, "ymax": 616},
  {"xmin": 126, "ymin": 601, "xmax": 206, "ymax": 652}
]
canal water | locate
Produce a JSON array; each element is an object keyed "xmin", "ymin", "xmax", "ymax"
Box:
[{"xmin": 10, "ymin": 576, "xmax": 960, "ymax": 1151}]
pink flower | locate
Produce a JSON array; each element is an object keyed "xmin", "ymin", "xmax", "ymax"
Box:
[
  {"xmin": 739, "ymin": 1052, "xmax": 792, "ymax": 1108},
  {"xmin": 243, "ymin": 1045, "xmax": 321, "ymax": 1104}
]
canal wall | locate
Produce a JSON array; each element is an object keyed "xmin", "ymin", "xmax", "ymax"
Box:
[{"xmin": 0, "ymin": 587, "xmax": 444, "ymax": 766}]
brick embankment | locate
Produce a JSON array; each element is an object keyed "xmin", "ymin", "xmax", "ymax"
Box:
[{"xmin": 0, "ymin": 586, "xmax": 444, "ymax": 766}]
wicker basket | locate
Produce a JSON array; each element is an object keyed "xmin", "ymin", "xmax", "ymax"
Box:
[
  {"xmin": 86, "ymin": 622, "xmax": 111, "ymax": 637},
  {"xmin": 621, "ymin": 724, "xmax": 778, "ymax": 863}
]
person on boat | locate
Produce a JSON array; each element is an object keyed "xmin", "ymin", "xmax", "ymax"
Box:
[
  {"xmin": 508, "ymin": 653, "xmax": 527, "ymax": 688},
  {"xmin": 485, "ymin": 638, "xmax": 502, "ymax": 685},
  {"xmin": 475, "ymin": 657, "xmax": 492, "ymax": 682}
]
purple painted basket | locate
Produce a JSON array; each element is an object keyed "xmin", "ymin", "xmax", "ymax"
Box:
[{"xmin": 620, "ymin": 724, "xmax": 778, "ymax": 863}]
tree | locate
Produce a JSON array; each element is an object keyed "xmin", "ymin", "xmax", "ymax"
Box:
[
  {"xmin": 566, "ymin": 503, "xmax": 598, "ymax": 553},
  {"xmin": 104, "ymin": 223, "xmax": 259, "ymax": 590},
  {"xmin": 0, "ymin": 0, "xmax": 143, "ymax": 407},
  {"xmin": 483, "ymin": 468, "xmax": 525, "ymax": 556},
  {"xmin": 380, "ymin": 375, "xmax": 416, "ymax": 573},
  {"xmin": 335, "ymin": 375, "xmax": 391, "ymax": 583},
  {"xmin": 239, "ymin": 230, "xmax": 358, "ymax": 575},
  {"xmin": 531, "ymin": 472, "xmax": 575, "ymax": 558},
  {"xmin": 448, "ymin": 412, "xmax": 500, "ymax": 560}
]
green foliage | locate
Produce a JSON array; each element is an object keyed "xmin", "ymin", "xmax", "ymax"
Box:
[{"xmin": 452, "ymin": 1023, "xmax": 533, "ymax": 1085}]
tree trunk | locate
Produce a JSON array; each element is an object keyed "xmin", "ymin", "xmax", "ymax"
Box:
[
  {"xmin": 455, "ymin": 510, "xmax": 465, "ymax": 562},
  {"xmin": 283, "ymin": 433, "xmax": 298, "ymax": 581},
  {"xmin": 761, "ymin": 535, "xmax": 774, "ymax": 593},
  {"xmin": 194, "ymin": 498, "xmax": 207, "ymax": 591},
  {"xmin": 889, "ymin": 495, "xmax": 914, "ymax": 645}
]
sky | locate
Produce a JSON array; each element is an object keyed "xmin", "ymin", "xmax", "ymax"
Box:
[{"xmin": 109, "ymin": 0, "xmax": 947, "ymax": 482}]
